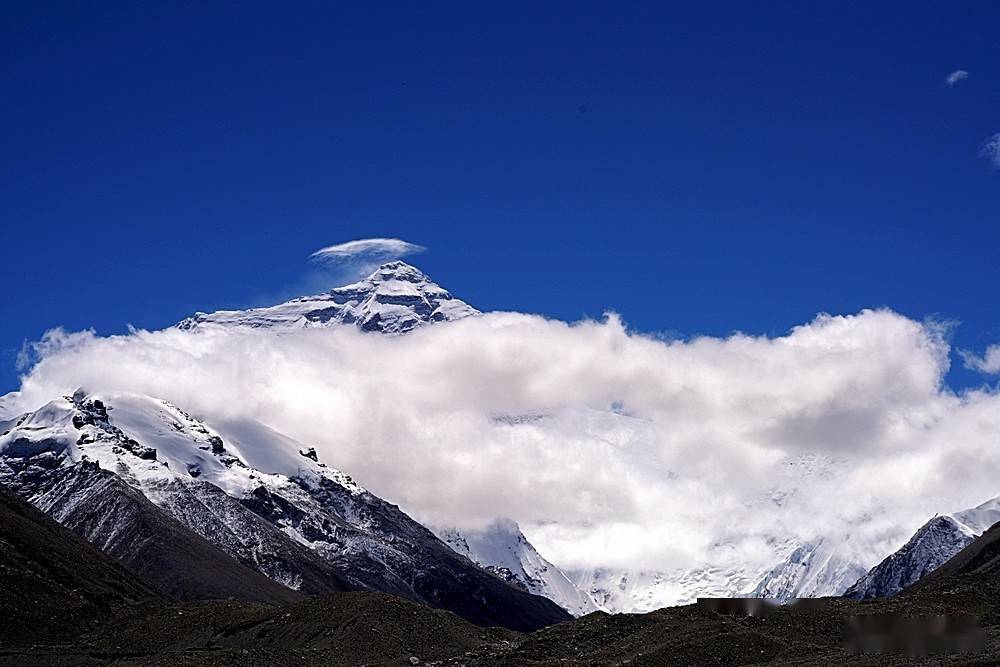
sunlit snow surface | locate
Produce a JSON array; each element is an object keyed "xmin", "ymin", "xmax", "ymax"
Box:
[{"xmin": 0, "ymin": 391, "xmax": 363, "ymax": 499}]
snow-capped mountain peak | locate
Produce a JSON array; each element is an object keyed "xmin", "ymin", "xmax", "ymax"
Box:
[
  {"xmin": 0, "ymin": 390, "xmax": 570, "ymax": 630},
  {"xmin": 176, "ymin": 261, "xmax": 478, "ymax": 333}
]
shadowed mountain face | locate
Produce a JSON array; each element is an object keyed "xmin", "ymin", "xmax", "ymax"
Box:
[
  {"xmin": 1, "ymin": 461, "xmax": 307, "ymax": 606},
  {"xmin": 907, "ymin": 518, "xmax": 1000, "ymax": 594},
  {"xmin": 845, "ymin": 515, "xmax": 978, "ymax": 600},
  {"xmin": 0, "ymin": 481, "xmax": 521, "ymax": 665},
  {"xmin": 846, "ymin": 497, "xmax": 1000, "ymax": 600},
  {"xmin": 0, "ymin": 484, "xmax": 158, "ymax": 647}
]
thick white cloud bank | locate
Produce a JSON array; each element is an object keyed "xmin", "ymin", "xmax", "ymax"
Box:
[{"xmin": 8, "ymin": 309, "xmax": 1000, "ymax": 574}]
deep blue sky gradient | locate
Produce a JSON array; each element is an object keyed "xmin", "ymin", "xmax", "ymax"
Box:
[{"xmin": 2, "ymin": 2, "xmax": 999, "ymax": 392}]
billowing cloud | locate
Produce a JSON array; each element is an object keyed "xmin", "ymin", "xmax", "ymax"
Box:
[
  {"xmin": 945, "ymin": 69, "xmax": 969, "ymax": 87},
  {"xmin": 310, "ymin": 238, "xmax": 425, "ymax": 264},
  {"xmin": 6, "ymin": 308, "xmax": 1000, "ymax": 577},
  {"xmin": 962, "ymin": 344, "xmax": 1000, "ymax": 374},
  {"xmin": 981, "ymin": 133, "xmax": 1000, "ymax": 168}
]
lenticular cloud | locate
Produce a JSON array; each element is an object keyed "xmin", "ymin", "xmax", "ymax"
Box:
[
  {"xmin": 310, "ymin": 238, "xmax": 426, "ymax": 263},
  {"xmin": 8, "ymin": 308, "xmax": 1000, "ymax": 573}
]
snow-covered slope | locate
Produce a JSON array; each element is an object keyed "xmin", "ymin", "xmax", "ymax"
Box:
[
  {"xmin": 567, "ymin": 564, "xmax": 762, "ymax": 614},
  {"xmin": 953, "ymin": 497, "xmax": 1000, "ymax": 535},
  {"xmin": 570, "ymin": 539, "xmax": 871, "ymax": 612},
  {"xmin": 568, "ymin": 538, "xmax": 869, "ymax": 612},
  {"xmin": 0, "ymin": 390, "xmax": 569, "ymax": 631},
  {"xmin": 749, "ymin": 537, "xmax": 868, "ymax": 600},
  {"xmin": 437, "ymin": 518, "xmax": 597, "ymax": 617},
  {"xmin": 845, "ymin": 497, "xmax": 1000, "ymax": 600},
  {"xmin": 176, "ymin": 261, "xmax": 478, "ymax": 333}
]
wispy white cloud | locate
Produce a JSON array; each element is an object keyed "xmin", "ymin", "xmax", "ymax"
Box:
[
  {"xmin": 310, "ymin": 238, "xmax": 426, "ymax": 263},
  {"xmin": 962, "ymin": 344, "xmax": 1000, "ymax": 374},
  {"xmin": 981, "ymin": 133, "xmax": 1000, "ymax": 168},
  {"xmin": 945, "ymin": 69, "xmax": 969, "ymax": 87}
]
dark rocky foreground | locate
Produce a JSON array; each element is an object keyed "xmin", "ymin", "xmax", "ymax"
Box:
[
  {"xmin": 7, "ymin": 573, "xmax": 1000, "ymax": 666},
  {"xmin": 0, "ymin": 484, "xmax": 158, "ymax": 648},
  {"xmin": 7, "ymin": 482, "xmax": 1000, "ymax": 666}
]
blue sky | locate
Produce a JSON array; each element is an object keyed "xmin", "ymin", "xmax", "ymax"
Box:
[{"xmin": 2, "ymin": 2, "xmax": 999, "ymax": 392}]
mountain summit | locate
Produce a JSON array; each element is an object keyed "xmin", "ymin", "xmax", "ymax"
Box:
[{"xmin": 176, "ymin": 261, "xmax": 478, "ymax": 334}]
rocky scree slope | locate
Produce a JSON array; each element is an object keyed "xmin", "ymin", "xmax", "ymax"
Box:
[{"xmin": 0, "ymin": 483, "xmax": 159, "ymax": 648}]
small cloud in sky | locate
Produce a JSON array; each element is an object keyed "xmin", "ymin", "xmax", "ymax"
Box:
[
  {"xmin": 980, "ymin": 134, "xmax": 1000, "ymax": 169},
  {"xmin": 962, "ymin": 344, "xmax": 1000, "ymax": 374},
  {"xmin": 310, "ymin": 238, "xmax": 426, "ymax": 264},
  {"xmin": 945, "ymin": 69, "xmax": 969, "ymax": 87}
]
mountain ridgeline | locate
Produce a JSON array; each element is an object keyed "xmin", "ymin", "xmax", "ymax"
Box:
[{"xmin": 0, "ymin": 387, "xmax": 569, "ymax": 632}]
